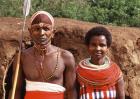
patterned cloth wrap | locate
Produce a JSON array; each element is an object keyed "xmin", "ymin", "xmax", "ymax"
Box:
[
  {"xmin": 76, "ymin": 57, "xmax": 122, "ymax": 99},
  {"xmin": 24, "ymin": 80, "xmax": 65, "ymax": 99}
]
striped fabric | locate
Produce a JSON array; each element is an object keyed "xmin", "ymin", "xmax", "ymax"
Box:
[
  {"xmin": 24, "ymin": 80, "xmax": 65, "ymax": 99},
  {"xmin": 76, "ymin": 57, "xmax": 122, "ymax": 99},
  {"xmin": 80, "ymin": 84, "xmax": 116, "ymax": 99}
]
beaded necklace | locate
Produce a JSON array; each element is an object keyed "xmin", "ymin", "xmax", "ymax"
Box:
[{"xmin": 33, "ymin": 45, "xmax": 59, "ymax": 82}]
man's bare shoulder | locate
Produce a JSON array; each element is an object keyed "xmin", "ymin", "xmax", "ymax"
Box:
[
  {"xmin": 60, "ymin": 48, "xmax": 74, "ymax": 59},
  {"xmin": 59, "ymin": 48, "xmax": 75, "ymax": 67},
  {"xmin": 51, "ymin": 45, "xmax": 73, "ymax": 58}
]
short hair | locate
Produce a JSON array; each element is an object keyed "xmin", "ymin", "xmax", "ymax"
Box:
[{"xmin": 85, "ymin": 26, "xmax": 112, "ymax": 47}]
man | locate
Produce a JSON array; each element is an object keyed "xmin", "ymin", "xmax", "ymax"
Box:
[{"xmin": 8, "ymin": 11, "xmax": 77, "ymax": 99}]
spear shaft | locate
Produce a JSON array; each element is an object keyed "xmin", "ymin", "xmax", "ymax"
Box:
[{"xmin": 10, "ymin": 0, "xmax": 30, "ymax": 99}]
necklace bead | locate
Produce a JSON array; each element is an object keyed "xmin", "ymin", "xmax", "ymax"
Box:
[{"xmin": 34, "ymin": 46, "xmax": 59, "ymax": 82}]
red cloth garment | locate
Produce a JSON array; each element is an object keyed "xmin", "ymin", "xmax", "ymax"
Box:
[
  {"xmin": 76, "ymin": 58, "xmax": 122, "ymax": 99},
  {"xmin": 24, "ymin": 80, "xmax": 65, "ymax": 99},
  {"xmin": 24, "ymin": 91, "xmax": 64, "ymax": 99},
  {"xmin": 79, "ymin": 84, "xmax": 116, "ymax": 99}
]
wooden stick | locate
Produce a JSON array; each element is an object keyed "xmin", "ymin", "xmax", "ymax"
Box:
[{"xmin": 10, "ymin": 50, "xmax": 21, "ymax": 99}]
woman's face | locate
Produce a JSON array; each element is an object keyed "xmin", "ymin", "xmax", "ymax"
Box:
[
  {"xmin": 87, "ymin": 35, "xmax": 108, "ymax": 62},
  {"xmin": 29, "ymin": 22, "xmax": 54, "ymax": 45}
]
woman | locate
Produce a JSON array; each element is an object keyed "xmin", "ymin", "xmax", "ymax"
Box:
[{"xmin": 76, "ymin": 26, "xmax": 125, "ymax": 99}]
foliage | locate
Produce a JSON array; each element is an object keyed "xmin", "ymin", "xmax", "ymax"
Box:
[{"xmin": 0, "ymin": 0, "xmax": 139, "ymax": 27}]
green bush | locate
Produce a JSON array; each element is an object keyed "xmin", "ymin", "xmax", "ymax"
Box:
[
  {"xmin": 89, "ymin": 0, "xmax": 140, "ymax": 26},
  {"xmin": 0, "ymin": 0, "xmax": 139, "ymax": 27}
]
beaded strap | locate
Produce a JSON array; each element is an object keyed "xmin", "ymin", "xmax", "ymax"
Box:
[{"xmin": 35, "ymin": 48, "xmax": 59, "ymax": 82}]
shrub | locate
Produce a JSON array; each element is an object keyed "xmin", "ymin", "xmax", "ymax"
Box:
[{"xmin": 0, "ymin": 0, "xmax": 139, "ymax": 27}]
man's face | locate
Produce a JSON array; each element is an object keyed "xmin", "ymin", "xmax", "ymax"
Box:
[
  {"xmin": 87, "ymin": 35, "xmax": 108, "ymax": 60},
  {"xmin": 29, "ymin": 23, "xmax": 54, "ymax": 45}
]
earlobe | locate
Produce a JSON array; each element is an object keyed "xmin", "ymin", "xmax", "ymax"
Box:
[
  {"xmin": 51, "ymin": 29, "xmax": 56, "ymax": 38},
  {"xmin": 51, "ymin": 33, "xmax": 55, "ymax": 38},
  {"xmin": 52, "ymin": 29, "xmax": 56, "ymax": 34}
]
